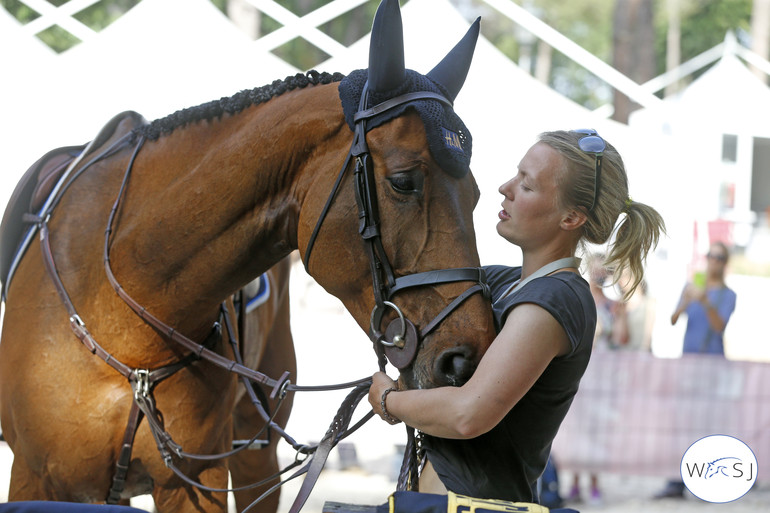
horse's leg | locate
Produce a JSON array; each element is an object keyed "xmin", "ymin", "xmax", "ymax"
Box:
[
  {"xmin": 231, "ymin": 265, "xmax": 296, "ymax": 513},
  {"xmin": 230, "ymin": 349, "xmax": 297, "ymax": 513},
  {"xmin": 151, "ymin": 463, "xmax": 231, "ymax": 513},
  {"xmin": 7, "ymin": 455, "xmax": 53, "ymax": 501}
]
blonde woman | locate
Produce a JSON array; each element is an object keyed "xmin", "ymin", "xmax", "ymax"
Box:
[{"xmin": 369, "ymin": 129, "xmax": 665, "ymax": 503}]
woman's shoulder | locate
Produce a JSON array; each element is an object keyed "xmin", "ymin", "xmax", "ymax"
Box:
[
  {"xmin": 483, "ymin": 264, "xmax": 521, "ymax": 281},
  {"xmin": 520, "ymin": 271, "xmax": 590, "ymax": 304},
  {"xmin": 482, "ymin": 265, "xmax": 522, "ymax": 299},
  {"xmin": 501, "ymin": 271, "xmax": 594, "ymax": 354}
]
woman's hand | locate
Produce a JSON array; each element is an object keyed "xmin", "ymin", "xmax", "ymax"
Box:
[{"xmin": 368, "ymin": 371, "xmax": 400, "ymax": 424}]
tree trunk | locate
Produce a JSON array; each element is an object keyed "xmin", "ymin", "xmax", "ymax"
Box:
[
  {"xmin": 665, "ymin": 0, "xmax": 681, "ymax": 98},
  {"xmin": 612, "ymin": 0, "xmax": 656, "ymax": 123},
  {"xmin": 751, "ymin": 0, "xmax": 770, "ymax": 83},
  {"xmin": 535, "ymin": 41, "xmax": 552, "ymax": 85},
  {"xmin": 228, "ymin": 0, "xmax": 261, "ymax": 40}
]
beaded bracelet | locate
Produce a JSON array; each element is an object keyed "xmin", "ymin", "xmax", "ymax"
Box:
[{"xmin": 380, "ymin": 387, "xmax": 401, "ymax": 424}]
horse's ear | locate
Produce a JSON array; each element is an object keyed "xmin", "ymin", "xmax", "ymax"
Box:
[
  {"xmin": 427, "ymin": 17, "xmax": 480, "ymax": 102},
  {"xmin": 368, "ymin": 0, "xmax": 406, "ymax": 93}
]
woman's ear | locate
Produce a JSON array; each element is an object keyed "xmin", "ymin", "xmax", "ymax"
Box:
[{"xmin": 560, "ymin": 208, "xmax": 588, "ymax": 232}]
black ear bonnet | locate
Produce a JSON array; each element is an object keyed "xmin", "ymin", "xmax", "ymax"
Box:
[
  {"xmin": 338, "ymin": 70, "xmax": 472, "ymax": 179},
  {"xmin": 336, "ymin": 0, "xmax": 478, "ymax": 179}
]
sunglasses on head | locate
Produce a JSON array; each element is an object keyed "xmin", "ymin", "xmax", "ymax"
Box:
[
  {"xmin": 572, "ymin": 129, "xmax": 606, "ymax": 211},
  {"xmin": 707, "ymin": 252, "xmax": 727, "ymax": 262}
]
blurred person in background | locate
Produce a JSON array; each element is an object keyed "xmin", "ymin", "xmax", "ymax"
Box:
[{"xmin": 671, "ymin": 241, "xmax": 736, "ymax": 356}]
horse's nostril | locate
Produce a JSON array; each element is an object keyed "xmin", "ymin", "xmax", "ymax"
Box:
[
  {"xmin": 450, "ymin": 354, "xmax": 474, "ymax": 380},
  {"xmin": 434, "ymin": 349, "xmax": 475, "ymax": 386}
]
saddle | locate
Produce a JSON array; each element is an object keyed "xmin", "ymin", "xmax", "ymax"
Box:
[{"xmin": 0, "ymin": 111, "xmax": 147, "ymax": 298}]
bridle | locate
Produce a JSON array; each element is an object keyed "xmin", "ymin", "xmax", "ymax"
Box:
[
  {"xmin": 26, "ymin": 82, "xmax": 490, "ymax": 510},
  {"xmin": 304, "ymin": 82, "xmax": 489, "ymax": 370}
]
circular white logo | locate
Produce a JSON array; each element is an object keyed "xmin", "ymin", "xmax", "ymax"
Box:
[{"xmin": 681, "ymin": 434, "xmax": 758, "ymax": 503}]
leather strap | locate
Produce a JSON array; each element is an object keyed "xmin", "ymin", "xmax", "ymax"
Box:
[
  {"xmin": 288, "ymin": 384, "xmax": 372, "ymax": 513},
  {"xmin": 495, "ymin": 257, "xmax": 581, "ymax": 302},
  {"xmin": 107, "ymin": 401, "xmax": 142, "ymax": 504},
  {"xmin": 353, "ymin": 91, "xmax": 452, "ymax": 122}
]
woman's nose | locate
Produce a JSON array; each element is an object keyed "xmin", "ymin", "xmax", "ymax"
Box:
[{"xmin": 499, "ymin": 178, "xmax": 514, "ymax": 197}]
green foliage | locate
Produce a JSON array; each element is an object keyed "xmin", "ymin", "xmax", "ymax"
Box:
[
  {"xmin": 1, "ymin": 0, "xmax": 40, "ymax": 23},
  {"xmin": 465, "ymin": 0, "xmax": 753, "ymax": 108},
  {"xmin": 1, "ymin": 0, "xmax": 141, "ymax": 52},
  {"xmin": 273, "ymin": 37, "xmax": 331, "ymax": 70},
  {"xmin": 469, "ymin": 0, "xmax": 614, "ymax": 108},
  {"xmin": 654, "ymin": 0, "xmax": 752, "ymax": 77},
  {"xmin": 73, "ymin": 0, "xmax": 142, "ymax": 31}
]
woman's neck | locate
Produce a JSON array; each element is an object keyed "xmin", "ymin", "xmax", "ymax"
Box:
[{"xmin": 521, "ymin": 249, "xmax": 577, "ymax": 280}]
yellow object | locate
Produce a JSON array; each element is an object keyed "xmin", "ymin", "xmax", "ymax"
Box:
[
  {"xmin": 447, "ymin": 492, "xmax": 549, "ymax": 513},
  {"xmin": 386, "ymin": 491, "xmax": 550, "ymax": 513},
  {"xmin": 693, "ymin": 271, "xmax": 706, "ymax": 288}
]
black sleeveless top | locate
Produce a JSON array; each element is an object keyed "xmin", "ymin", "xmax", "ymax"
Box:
[{"xmin": 422, "ymin": 265, "xmax": 596, "ymax": 502}]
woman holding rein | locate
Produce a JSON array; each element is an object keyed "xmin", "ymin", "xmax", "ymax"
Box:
[{"xmin": 368, "ymin": 129, "xmax": 665, "ymax": 502}]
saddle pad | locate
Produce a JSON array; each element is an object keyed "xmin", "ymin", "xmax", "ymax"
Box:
[
  {"xmin": 0, "ymin": 145, "xmax": 83, "ymax": 294},
  {"xmin": 0, "ymin": 110, "xmax": 147, "ymax": 299},
  {"xmin": 243, "ymin": 273, "xmax": 271, "ymax": 314}
]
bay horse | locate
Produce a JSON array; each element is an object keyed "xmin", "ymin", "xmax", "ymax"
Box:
[{"xmin": 0, "ymin": 0, "xmax": 495, "ymax": 511}]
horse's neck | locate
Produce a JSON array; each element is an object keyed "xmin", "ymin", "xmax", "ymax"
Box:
[{"xmin": 111, "ymin": 84, "xmax": 348, "ymax": 319}]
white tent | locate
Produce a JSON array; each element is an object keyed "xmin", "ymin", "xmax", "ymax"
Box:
[
  {"xmin": 631, "ymin": 48, "xmax": 770, "ymax": 243},
  {"xmin": 0, "ymin": 0, "xmax": 298, "ymax": 214},
  {"xmin": 55, "ymin": 0, "xmax": 300, "ymax": 118},
  {"xmin": 0, "ymin": 7, "xmax": 57, "ymax": 208},
  {"xmin": 0, "ymin": 7, "xmax": 55, "ymax": 64},
  {"xmin": 633, "ymin": 52, "xmax": 770, "ymax": 138}
]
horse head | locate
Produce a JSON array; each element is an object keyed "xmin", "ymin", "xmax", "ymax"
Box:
[{"xmin": 301, "ymin": 0, "xmax": 495, "ymax": 390}]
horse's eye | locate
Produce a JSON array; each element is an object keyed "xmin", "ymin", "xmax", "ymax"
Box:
[{"xmin": 388, "ymin": 171, "xmax": 424, "ymax": 195}]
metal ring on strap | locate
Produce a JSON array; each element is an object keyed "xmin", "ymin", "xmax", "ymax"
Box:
[{"xmin": 370, "ymin": 301, "xmax": 406, "ymax": 348}]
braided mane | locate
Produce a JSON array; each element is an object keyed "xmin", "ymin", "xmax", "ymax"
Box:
[{"xmin": 132, "ymin": 70, "xmax": 345, "ymax": 141}]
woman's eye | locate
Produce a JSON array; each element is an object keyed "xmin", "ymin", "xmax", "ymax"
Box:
[{"xmin": 388, "ymin": 171, "xmax": 423, "ymax": 195}]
